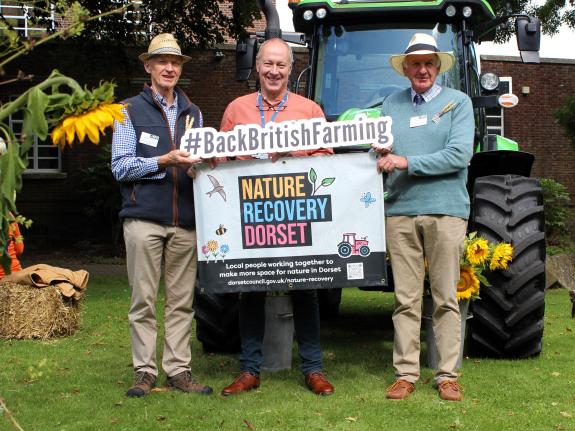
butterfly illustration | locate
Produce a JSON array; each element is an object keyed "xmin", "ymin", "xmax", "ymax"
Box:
[{"xmin": 360, "ymin": 192, "xmax": 376, "ymax": 208}]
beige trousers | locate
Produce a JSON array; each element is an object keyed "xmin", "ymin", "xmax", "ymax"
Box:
[
  {"xmin": 123, "ymin": 218, "xmax": 197, "ymax": 377},
  {"xmin": 386, "ymin": 215, "xmax": 466, "ymax": 383}
]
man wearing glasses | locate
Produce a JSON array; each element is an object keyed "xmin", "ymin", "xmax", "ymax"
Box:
[{"xmin": 219, "ymin": 38, "xmax": 334, "ymax": 397}]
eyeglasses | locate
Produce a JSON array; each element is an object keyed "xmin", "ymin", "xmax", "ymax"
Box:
[{"xmin": 256, "ymin": 104, "xmax": 288, "ymax": 112}]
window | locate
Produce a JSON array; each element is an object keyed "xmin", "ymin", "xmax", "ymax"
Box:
[
  {"xmin": 0, "ymin": 1, "xmax": 55, "ymax": 37},
  {"xmin": 8, "ymin": 111, "xmax": 61, "ymax": 171},
  {"xmin": 485, "ymin": 77, "xmax": 511, "ymax": 136}
]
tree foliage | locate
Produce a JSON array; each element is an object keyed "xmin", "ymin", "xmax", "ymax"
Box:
[
  {"xmin": 554, "ymin": 95, "xmax": 575, "ymax": 149},
  {"xmin": 487, "ymin": 0, "xmax": 574, "ymax": 42},
  {"xmin": 26, "ymin": 0, "xmax": 261, "ymax": 48}
]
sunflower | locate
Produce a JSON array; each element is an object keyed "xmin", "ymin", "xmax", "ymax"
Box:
[
  {"xmin": 51, "ymin": 103, "xmax": 125, "ymax": 149},
  {"xmin": 465, "ymin": 237, "xmax": 490, "ymax": 266},
  {"xmin": 489, "ymin": 242, "xmax": 513, "ymax": 270},
  {"xmin": 457, "ymin": 265, "xmax": 480, "ymax": 301}
]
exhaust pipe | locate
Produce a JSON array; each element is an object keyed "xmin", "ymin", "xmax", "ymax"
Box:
[{"xmin": 257, "ymin": 0, "xmax": 282, "ymax": 40}]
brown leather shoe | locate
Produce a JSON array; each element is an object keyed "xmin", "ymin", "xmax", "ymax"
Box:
[
  {"xmin": 438, "ymin": 380, "xmax": 463, "ymax": 401},
  {"xmin": 221, "ymin": 372, "xmax": 260, "ymax": 396},
  {"xmin": 305, "ymin": 372, "xmax": 334, "ymax": 396},
  {"xmin": 126, "ymin": 372, "xmax": 156, "ymax": 397},
  {"xmin": 167, "ymin": 371, "xmax": 213, "ymax": 395},
  {"xmin": 386, "ymin": 380, "xmax": 415, "ymax": 400}
]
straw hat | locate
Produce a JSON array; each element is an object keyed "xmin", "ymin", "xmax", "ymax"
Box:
[
  {"xmin": 389, "ymin": 33, "xmax": 455, "ymax": 76},
  {"xmin": 138, "ymin": 33, "xmax": 191, "ymax": 63}
]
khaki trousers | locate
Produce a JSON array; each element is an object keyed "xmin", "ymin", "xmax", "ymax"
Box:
[
  {"xmin": 386, "ymin": 215, "xmax": 466, "ymax": 383},
  {"xmin": 123, "ymin": 218, "xmax": 197, "ymax": 377}
]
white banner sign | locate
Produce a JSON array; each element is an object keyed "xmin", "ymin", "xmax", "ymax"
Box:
[{"xmin": 193, "ymin": 152, "xmax": 387, "ymax": 293}]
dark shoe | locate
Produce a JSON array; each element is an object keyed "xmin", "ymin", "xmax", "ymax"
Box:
[
  {"xmin": 126, "ymin": 372, "xmax": 156, "ymax": 397},
  {"xmin": 305, "ymin": 372, "xmax": 334, "ymax": 396},
  {"xmin": 167, "ymin": 371, "xmax": 213, "ymax": 395},
  {"xmin": 386, "ymin": 380, "xmax": 415, "ymax": 400},
  {"xmin": 438, "ymin": 380, "xmax": 463, "ymax": 401},
  {"xmin": 221, "ymin": 372, "xmax": 260, "ymax": 396}
]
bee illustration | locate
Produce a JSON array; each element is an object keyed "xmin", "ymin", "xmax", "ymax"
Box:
[{"xmin": 215, "ymin": 224, "xmax": 228, "ymax": 235}]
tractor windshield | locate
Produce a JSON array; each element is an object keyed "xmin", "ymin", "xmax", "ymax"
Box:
[{"xmin": 313, "ymin": 23, "xmax": 461, "ymax": 120}]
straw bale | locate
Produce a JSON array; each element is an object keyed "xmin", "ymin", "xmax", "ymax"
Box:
[{"xmin": 0, "ymin": 281, "xmax": 81, "ymax": 339}]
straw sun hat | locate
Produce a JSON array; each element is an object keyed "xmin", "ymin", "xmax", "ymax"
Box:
[
  {"xmin": 389, "ymin": 33, "xmax": 455, "ymax": 76},
  {"xmin": 138, "ymin": 33, "xmax": 191, "ymax": 63}
]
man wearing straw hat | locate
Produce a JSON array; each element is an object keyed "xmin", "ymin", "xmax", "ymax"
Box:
[
  {"xmin": 112, "ymin": 33, "xmax": 212, "ymax": 397},
  {"xmin": 373, "ymin": 33, "xmax": 474, "ymax": 401}
]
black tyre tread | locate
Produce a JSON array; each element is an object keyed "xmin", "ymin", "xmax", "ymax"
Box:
[
  {"xmin": 193, "ymin": 290, "xmax": 240, "ymax": 353},
  {"xmin": 468, "ymin": 174, "xmax": 546, "ymax": 359}
]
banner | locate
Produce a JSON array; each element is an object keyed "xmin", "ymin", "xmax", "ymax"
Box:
[
  {"xmin": 193, "ymin": 152, "xmax": 387, "ymax": 294},
  {"xmin": 181, "ymin": 116, "xmax": 393, "ymax": 158}
]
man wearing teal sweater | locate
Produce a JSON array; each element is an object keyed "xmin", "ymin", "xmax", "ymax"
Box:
[{"xmin": 375, "ymin": 33, "xmax": 474, "ymax": 401}]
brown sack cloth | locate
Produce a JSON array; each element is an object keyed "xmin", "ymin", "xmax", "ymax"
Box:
[{"xmin": 2, "ymin": 264, "xmax": 89, "ymax": 300}]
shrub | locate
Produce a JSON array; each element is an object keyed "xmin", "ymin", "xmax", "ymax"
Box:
[{"xmin": 540, "ymin": 178, "xmax": 571, "ymax": 247}]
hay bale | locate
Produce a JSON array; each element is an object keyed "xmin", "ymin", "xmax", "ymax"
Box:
[{"xmin": 0, "ymin": 281, "xmax": 81, "ymax": 339}]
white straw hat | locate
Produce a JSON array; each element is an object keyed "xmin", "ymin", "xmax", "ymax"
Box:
[
  {"xmin": 389, "ymin": 33, "xmax": 455, "ymax": 76},
  {"xmin": 139, "ymin": 33, "xmax": 191, "ymax": 63}
]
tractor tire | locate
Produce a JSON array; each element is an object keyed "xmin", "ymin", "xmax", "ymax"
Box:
[
  {"xmin": 193, "ymin": 289, "xmax": 240, "ymax": 353},
  {"xmin": 318, "ymin": 288, "xmax": 342, "ymax": 320},
  {"xmin": 468, "ymin": 175, "xmax": 546, "ymax": 359},
  {"xmin": 338, "ymin": 243, "xmax": 352, "ymax": 258},
  {"xmin": 359, "ymin": 245, "xmax": 371, "ymax": 257}
]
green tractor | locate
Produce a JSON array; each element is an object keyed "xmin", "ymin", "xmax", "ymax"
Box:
[{"xmin": 194, "ymin": 0, "xmax": 546, "ymax": 359}]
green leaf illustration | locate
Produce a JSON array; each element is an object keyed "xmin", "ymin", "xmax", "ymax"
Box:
[
  {"xmin": 321, "ymin": 177, "xmax": 336, "ymax": 187},
  {"xmin": 309, "ymin": 168, "xmax": 317, "ymax": 184}
]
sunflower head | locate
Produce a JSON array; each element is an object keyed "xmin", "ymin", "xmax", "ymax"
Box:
[
  {"xmin": 489, "ymin": 242, "xmax": 513, "ymax": 270},
  {"xmin": 465, "ymin": 237, "xmax": 490, "ymax": 266},
  {"xmin": 50, "ymin": 81, "xmax": 125, "ymax": 149},
  {"xmin": 457, "ymin": 265, "xmax": 481, "ymax": 301}
]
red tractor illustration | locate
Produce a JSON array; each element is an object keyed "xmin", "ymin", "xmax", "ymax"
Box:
[{"xmin": 337, "ymin": 233, "xmax": 370, "ymax": 258}]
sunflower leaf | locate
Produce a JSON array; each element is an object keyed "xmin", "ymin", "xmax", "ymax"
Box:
[{"xmin": 24, "ymin": 87, "xmax": 49, "ymax": 140}]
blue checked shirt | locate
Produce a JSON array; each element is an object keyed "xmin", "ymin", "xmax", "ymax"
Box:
[
  {"xmin": 411, "ymin": 83, "xmax": 442, "ymax": 106},
  {"xmin": 111, "ymin": 91, "xmax": 203, "ymax": 182}
]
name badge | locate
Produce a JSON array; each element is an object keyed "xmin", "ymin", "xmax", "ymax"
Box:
[
  {"xmin": 139, "ymin": 132, "xmax": 160, "ymax": 147},
  {"xmin": 410, "ymin": 115, "xmax": 427, "ymax": 128}
]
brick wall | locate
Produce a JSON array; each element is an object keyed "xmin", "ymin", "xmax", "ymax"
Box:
[{"xmin": 481, "ymin": 55, "xmax": 575, "ymax": 203}]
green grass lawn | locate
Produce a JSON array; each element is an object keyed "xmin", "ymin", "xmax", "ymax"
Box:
[{"xmin": 1, "ymin": 277, "xmax": 574, "ymax": 431}]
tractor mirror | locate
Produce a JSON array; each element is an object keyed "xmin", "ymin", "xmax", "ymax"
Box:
[
  {"xmin": 516, "ymin": 17, "xmax": 541, "ymax": 64},
  {"xmin": 235, "ymin": 37, "xmax": 257, "ymax": 81}
]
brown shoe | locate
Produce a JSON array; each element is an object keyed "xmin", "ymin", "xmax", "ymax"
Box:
[
  {"xmin": 386, "ymin": 380, "xmax": 415, "ymax": 400},
  {"xmin": 221, "ymin": 372, "xmax": 260, "ymax": 396},
  {"xmin": 126, "ymin": 372, "xmax": 156, "ymax": 397},
  {"xmin": 438, "ymin": 380, "xmax": 463, "ymax": 401},
  {"xmin": 167, "ymin": 371, "xmax": 213, "ymax": 395},
  {"xmin": 305, "ymin": 372, "xmax": 334, "ymax": 396}
]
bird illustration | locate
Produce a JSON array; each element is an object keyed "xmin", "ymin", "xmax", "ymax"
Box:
[
  {"xmin": 206, "ymin": 174, "xmax": 226, "ymax": 201},
  {"xmin": 215, "ymin": 224, "xmax": 227, "ymax": 235},
  {"xmin": 360, "ymin": 192, "xmax": 376, "ymax": 208}
]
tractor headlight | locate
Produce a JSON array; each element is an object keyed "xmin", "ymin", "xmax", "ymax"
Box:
[
  {"xmin": 303, "ymin": 10, "xmax": 314, "ymax": 21},
  {"xmin": 445, "ymin": 5, "xmax": 457, "ymax": 17},
  {"xmin": 316, "ymin": 8, "xmax": 327, "ymax": 19},
  {"xmin": 480, "ymin": 72, "xmax": 500, "ymax": 92},
  {"xmin": 462, "ymin": 6, "xmax": 473, "ymax": 18}
]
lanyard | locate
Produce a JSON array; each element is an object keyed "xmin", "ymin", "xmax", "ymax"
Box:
[{"xmin": 258, "ymin": 91, "xmax": 289, "ymax": 128}]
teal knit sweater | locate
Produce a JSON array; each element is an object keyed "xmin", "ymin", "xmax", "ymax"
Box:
[{"xmin": 382, "ymin": 87, "xmax": 474, "ymax": 219}]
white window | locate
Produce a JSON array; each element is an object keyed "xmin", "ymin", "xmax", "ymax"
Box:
[
  {"xmin": 0, "ymin": 1, "xmax": 55, "ymax": 37},
  {"xmin": 8, "ymin": 110, "xmax": 61, "ymax": 171},
  {"xmin": 485, "ymin": 77, "xmax": 511, "ymax": 137}
]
